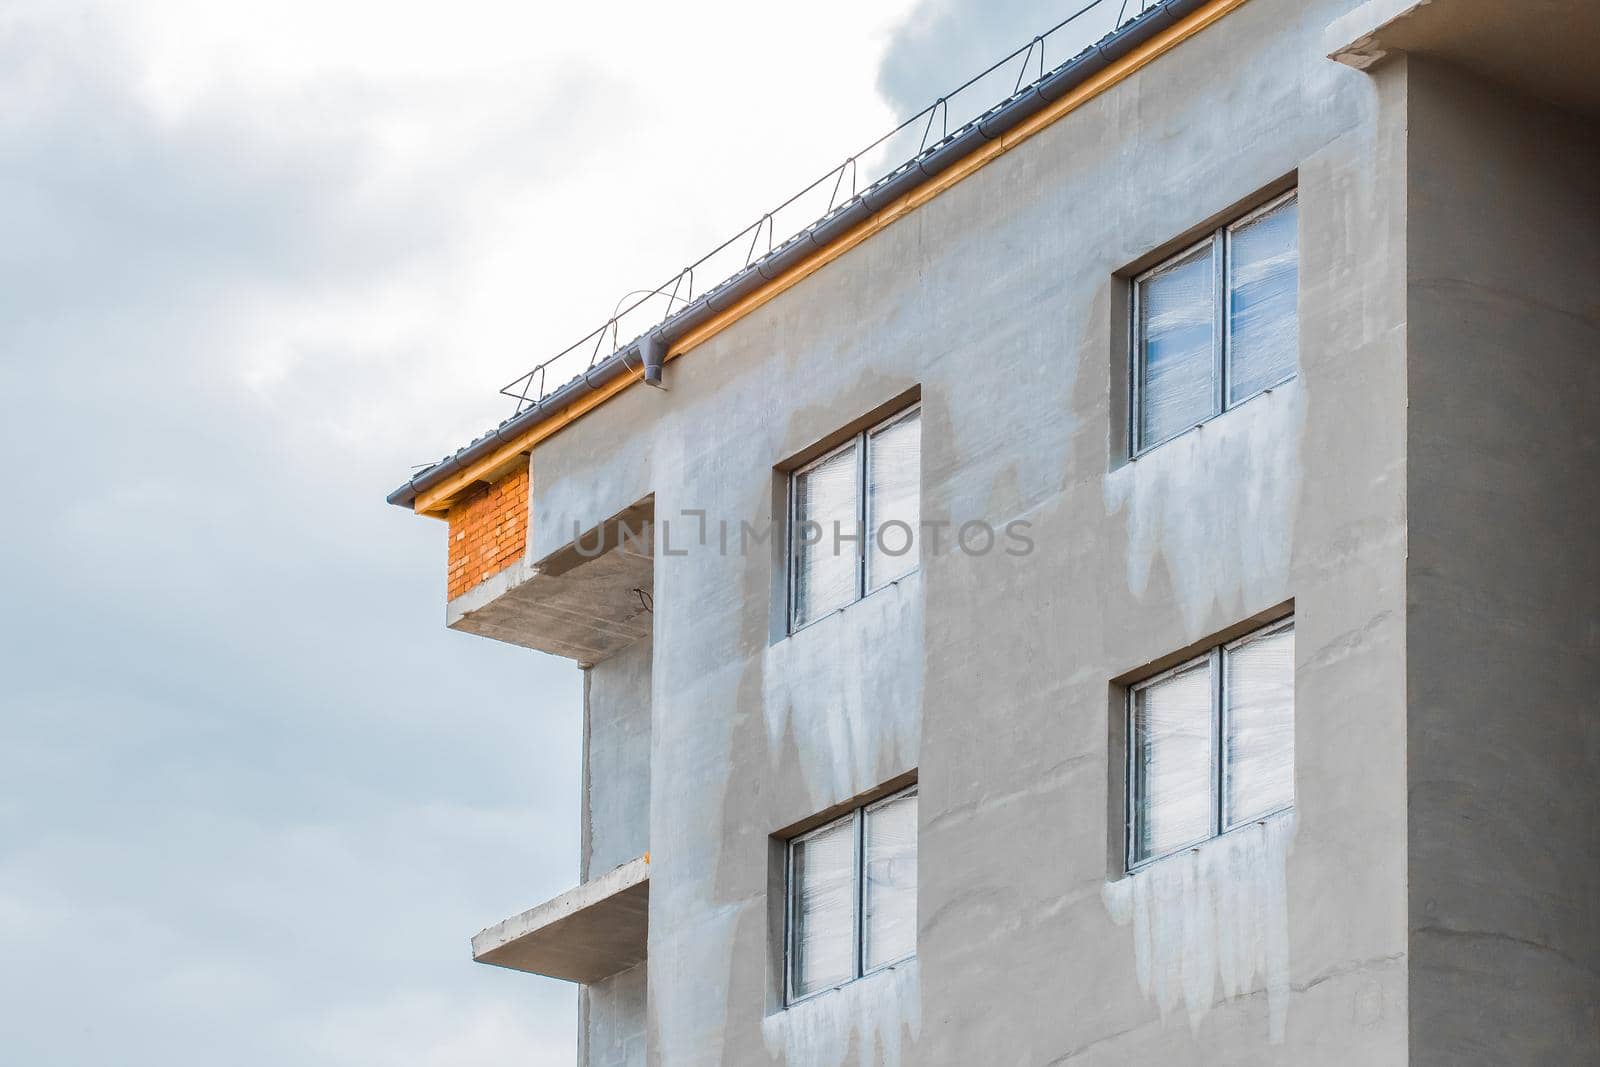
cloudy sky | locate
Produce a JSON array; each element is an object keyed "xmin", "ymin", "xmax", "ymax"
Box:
[{"xmin": 0, "ymin": 0, "xmax": 1071, "ymax": 1062}]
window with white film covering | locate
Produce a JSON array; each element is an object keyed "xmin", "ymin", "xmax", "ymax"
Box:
[
  {"xmin": 1129, "ymin": 619, "xmax": 1294, "ymax": 868},
  {"xmin": 789, "ymin": 405, "xmax": 921, "ymax": 631},
  {"xmin": 1133, "ymin": 191, "xmax": 1298, "ymax": 454},
  {"xmin": 786, "ymin": 786, "xmax": 918, "ymax": 1003},
  {"xmin": 787, "ymin": 816, "xmax": 856, "ymax": 997},
  {"xmin": 791, "ymin": 442, "xmax": 860, "ymax": 629},
  {"xmin": 862, "ymin": 789, "xmax": 918, "ymax": 971},
  {"xmin": 865, "ymin": 408, "xmax": 921, "ymax": 592}
]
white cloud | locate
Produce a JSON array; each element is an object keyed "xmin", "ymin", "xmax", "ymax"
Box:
[
  {"xmin": 31, "ymin": 0, "xmax": 929, "ymax": 467},
  {"xmin": 4, "ymin": 0, "xmax": 1147, "ymax": 1059},
  {"xmin": 0, "ymin": 1, "xmax": 964, "ymax": 1063}
]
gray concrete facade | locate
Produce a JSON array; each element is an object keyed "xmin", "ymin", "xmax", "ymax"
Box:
[
  {"xmin": 446, "ymin": 0, "xmax": 1600, "ymax": 1062},
  {"xmin": 1403, "ymin": 56, "xmax": 1600, "ymax": 1063},
  {"xmin": 578, "ymin": 633, "xmax": 655, "ymax": 1063}
]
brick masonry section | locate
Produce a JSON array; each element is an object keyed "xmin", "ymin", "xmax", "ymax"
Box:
[{"xmin": 447, "ymin": 467, "xmax": 529, "ymax": 601}]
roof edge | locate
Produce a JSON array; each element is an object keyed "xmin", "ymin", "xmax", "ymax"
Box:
[{"xmin": 388, "ymin": 0, "xmax": 1241, "ymax": 515}]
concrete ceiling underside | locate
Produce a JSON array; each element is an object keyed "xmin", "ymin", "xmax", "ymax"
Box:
[
  {"xmin": 447, "ymin": 501, "xmax": 654, "ymax": 666},
  {"xmin": 472, "ymin": 856, "xmax": 651, "ymax": 984},
  {"xmin": 1330, "ymin": 0, "xmax": 1600, "ymax": 117}
]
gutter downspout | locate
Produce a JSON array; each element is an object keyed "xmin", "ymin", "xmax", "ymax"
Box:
[{"xmin": 639, "ymin": 332, "xmax": 667, "ymax": 389}]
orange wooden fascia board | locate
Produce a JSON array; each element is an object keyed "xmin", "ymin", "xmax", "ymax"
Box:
[
  {"xmin": 415, "ymin": 371, "xmax": 638, "ymax": 517},
  {"xmin": 414, "ymin": 0, "xmax": 1250, "ymax": 518}
]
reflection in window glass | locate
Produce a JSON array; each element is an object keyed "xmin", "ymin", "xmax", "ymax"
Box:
[
  {"xmin": 1137, "ymin": 243, "xmax": 1217, "ymax": 450},
  {"xmin": 1227, "ymin": 197, "xmax": 1299, "ymax": 404},
  {"xmin": 1132, "ymin": 191, "xmax": 1298, "ymax": 454}
]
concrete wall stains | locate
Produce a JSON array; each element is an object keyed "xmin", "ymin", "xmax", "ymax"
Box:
[
  {"xmin": 1103, "ymin": 814, "xmax": 1296, "ymax": 1041},
  {"xmin": 1104, "ymin": 387, "xmax": 1304, "ymax": 634},
  {"xmin": 760, "ymin": 959, "xmax": 920, "ymax": 1067},
  {"xmin": 761, "ymin": 576, "xmax": 923, "ymax": 814},
  {"xmin": 402, "ymin": 0, "xmax": 1600, "ymax": 1058},
  {"xmin": 510, "ymin": 0, "xmax": 1550, "ymax": 1061}
]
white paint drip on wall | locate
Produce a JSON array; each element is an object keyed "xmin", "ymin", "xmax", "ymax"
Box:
[
  {"xmin": 1103, "ymin": 387, "xmax": 1303, "ymax": 634},
  {"xmin": 1102, "ymin": 813, "xmax": 1296, "ymax": 1042},
  {"xmin": 762, "ymin": 575, "xmax": 923, "ymax": 812},
  {"xmin": 762, "ymin": 958, "xmax": 921, "ymax": 1067}
]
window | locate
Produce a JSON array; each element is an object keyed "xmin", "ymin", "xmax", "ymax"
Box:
[
  {"xmin": 786, "ymin": 786, "xmax": 917, "ymax": 1003},
  {"xmin": 789, "ymin": 405, "xmax": 920, "ymax": 631},
  {"xmin": 1127, "ymin": 618, "xmax": 1294, "ymax": 869},
  {"xmin": 1132, "ymin": 190, "xmax": 1299, "ymax": 454}
]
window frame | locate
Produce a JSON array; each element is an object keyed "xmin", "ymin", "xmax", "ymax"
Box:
[
  {"xmin": 787, "ymin": 434, "xmax": 864, "ymax": 634},
  {"xmin": 1127, "ymin": 649, "xmax": 1221, "ymax": 866},
  {"xmin": 859, "ymin": 787, "xmax": 919, "ymax": 976},
  {"xmin": 1218, "ymin": 618, "xmax": 1297, "ymax": 833},
  {"xmin": 784, "ymin": 784, "xmax": 918, "ymax": 1006},
  {"xmin": 1130, "ymin": 189, "xmax": 1299, "ymax": 457},
  {"xmin": 1124, "ymin": 616, "xmax": 1295, "ymax": 872},
  {"xmin": 787, "ymin": 403, "xmax": 921, "ymax": 634},
  {"xmin": 863, "ymin": 405, "xmax": 923, "ymax": 596}
]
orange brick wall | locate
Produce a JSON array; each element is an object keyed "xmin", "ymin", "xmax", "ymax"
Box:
[{"xmin": 446, "ymin": 467, "xmax": 529, "ymax": 600}]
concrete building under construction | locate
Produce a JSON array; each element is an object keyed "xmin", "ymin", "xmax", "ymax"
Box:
[{"xmin": 386, "ymin": 0, "xmax": 1600, "ymax": 1062}]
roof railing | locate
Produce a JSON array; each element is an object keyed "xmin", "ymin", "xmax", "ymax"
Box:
[{"xmin": 499, "ymin": 0, "xmax": 1161, "ymax": 415}]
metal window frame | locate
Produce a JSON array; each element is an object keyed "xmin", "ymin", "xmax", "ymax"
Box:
[
  {"xmin": 783, "ymin": 783, "xmax": 920, "ymax": 1007},
  {"xmin": 860, "ymin": 784, "xmax": 919, "ymax": 977},
  {"xmin": 1125, "ymin": 650, "xmax": 1220, "ymax": 871},
  {"xmin": 1129, "ymin": 188, "xmax": 1299, "ymax": 459},
  {"xmin": 784, "ymin": 809, "xmax": 861, "ymax": 1006},
  {"xmin": 1218, "ymin": 616, "xmax": 1297, "ymax": 832},
  {"xmin": 1129, "ymin": 235, "xmax": 1221, "ymax": 456},
  {"xmin": 864, "ymin": 405, "xmax": 923, "ymax": 595},
  {"xmin": 1125, "ymin": 616, "xmax": 1296, "ymax": 872},
  {"xmin": 787, "ymin": 435, "xmax": 863, "ymax": 634},
  {"xmin": 1222, "ymin": 189, "xmax": 1300, "ymax": 410},
  {"xmin": 787, "ymin": 402, "xmax": 922, "ymax": 634}
]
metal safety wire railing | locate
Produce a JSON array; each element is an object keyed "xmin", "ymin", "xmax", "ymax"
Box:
[{"xmin": 500, "ymin": 0, "xmax": 1162, "ymax": 415}]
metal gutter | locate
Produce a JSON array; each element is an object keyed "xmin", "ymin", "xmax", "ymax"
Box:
[{"xmin": 387, "ymin": 0, "xmax": 1211, "ymax": 511}]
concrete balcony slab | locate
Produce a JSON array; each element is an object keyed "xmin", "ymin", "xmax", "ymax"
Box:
[
  {"xmin": 471, "ymin": 854, "xmax": 650, "ymax": 984},
  {"xmin": 448, "ymin": 499, "xmax": 653, "ymax": 666}
]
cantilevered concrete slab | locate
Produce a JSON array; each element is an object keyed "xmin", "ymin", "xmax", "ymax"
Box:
[
  {"xmin": 448, "ymin": 499, "xmax": 653, "ymax": 666},
  {"xmin": 472, "ymin": 855, "xmax": 650, "ymax": 984},
  {"xmin": 1327, "ymin": 0, "xmax": 1600, "ymax": 117}
]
